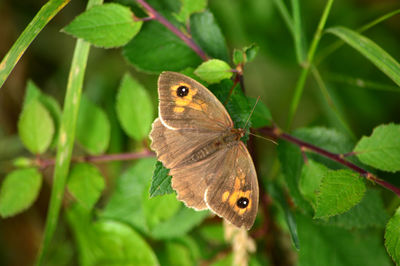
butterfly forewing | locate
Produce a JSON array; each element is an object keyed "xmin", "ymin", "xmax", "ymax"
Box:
[{"xmin": 158, "ymin": 72, "xmax": 233, "ymax": 131}]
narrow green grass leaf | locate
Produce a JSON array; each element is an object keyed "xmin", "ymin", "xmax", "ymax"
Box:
[
  {"xmin": 36, "ymin": 1, "xmax": 102, "ymax": 264},
  {"xmin": 116, "ymin": 73, "xmax": 153, "ymax": 141},
  {"xmin": 67, "ymin": 163, "xmax": 105, "ymax": 210},
  {"xmin": 326, "ymin": 26, "xmax": 400, "ymax": 87},
  {"xmin": 0, "ymin": 0, "xmax": 70, "ymax": 89},
  {"xmin": 354, "ymin": 123, "xmax": 400, "ymax": 172},
  {"xmin": 291, "ymin": 0, "xmax": 306, "ymax": 63},
  {"xmin": 18, "ymin": 99, "xmax": 55, "ymax": 154},
  {"xmin": 150, "ymin": 161, "xmax": 174, "ymax": 197},
  {"xmin": 76, "ymin": 95, "xmax": 110, "ymax": 155},
  {"xmin": 195, "ymin": 59, "xmax": 232, "ymax": 83},
  {"xmin": 123, "ymin": 21, "xmax": 201, "ymax": 72},
  {"xmin": 0, "ymin": 168, "xmax": 42, "ymax": 218},
  {"xmin": 190, "ymin": 10, "xmax": 229, "ymax": 61},
  {"xmin": 63, "ymin": 3, "xmax": 142, "ymax": 48},
  {"xmin": 385, "ymin": 206, "xmax": 400, "ymax": 265},
  {"xmin": 315, "ymin": 169, "xmax": 366, "ymax": 219},
  {"xmin": 174, "ymin": 0, "xmax": 207, "ymax": 23}
]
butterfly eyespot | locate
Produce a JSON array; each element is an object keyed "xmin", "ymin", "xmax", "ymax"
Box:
[
  {"xmin": 176, "ymin": 86, "xmax": 189, "ymax": 97},
  {"xmin": 236, "ymin": 197, "xmax": 249, "ymax": 209}
]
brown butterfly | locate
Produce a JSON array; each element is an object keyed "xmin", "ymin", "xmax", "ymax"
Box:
[{"xmin": 149, "ymin": 71, "xmax": 259, "ymax": 229}]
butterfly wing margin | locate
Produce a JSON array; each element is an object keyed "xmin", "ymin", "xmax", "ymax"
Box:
[
  {"xmin": 158, "ymin": 71, "xmax": 233, "ymax": 131},
  {"xmin": 205, "ymin": 142, "xmax": 259, "ymax": 230}
]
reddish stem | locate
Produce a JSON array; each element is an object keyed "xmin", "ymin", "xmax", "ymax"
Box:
[
  {"xmin": 136, "ymin": 0, "xmax": 208, "ymax": 61},
  {"xmin": 259, "ymin": 126, "xmax": 400, "ymax": 197},
  {"xmin": 38, "ymin": 150, "xmax": 155, "ymax": 169}
]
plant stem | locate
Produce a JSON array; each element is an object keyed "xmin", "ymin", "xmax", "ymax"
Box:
[
  {"xmin": 0, "ymin": 0, "xmax": 70, "ymax": 89},
  {"xmin": 286, "ymin": 0, "xmax": 334, "ymax": 129},
  {"xmin": 259, "ymin": 125, "xmax": 400, "ymax": 197},
  {"xmin": 35, "ymin": 0, "xmax": 102, "ymax": 264},
  {"xmin": 37, "ymin": 150, "xmax": 155, "ymax": 169},
  {"xmin": 136, "ymin": 0, "xmax": 208, "ymax": 61}
]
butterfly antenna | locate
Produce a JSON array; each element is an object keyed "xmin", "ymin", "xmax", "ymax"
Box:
[
  {"xmin": 243, "ymin": 96, "xmax": 260, "ymax": 130},
  {"xmin": 248, "ymin": 132, "xmax": 278, "ymax": 145}
]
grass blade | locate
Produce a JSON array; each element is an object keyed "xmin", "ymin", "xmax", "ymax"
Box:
[
  {"xmin": 287, "ymin": 0, "xmax": 334, "ymax": 129},
  {"xmin": 326, "ymin": 26, "xmax": 400, "ymax": 87},
  {"xmin": 291, "ymin": 0, "xmax": 306, "ymax": 63},
  {"xmin": 271, "ymin": 0, "xmax": 294, "ymax": 35},
  {"xmin": 35, "ymin": 0, "xmax": 103, "ymax": 265},
  {"xmin": 0, "ymin": 0, "xmax": 70, "ymax": 89}
]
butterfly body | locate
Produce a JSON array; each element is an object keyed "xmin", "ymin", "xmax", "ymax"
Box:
[{"xmin": 150, "ymin": 72, "xmax": 259, "ymax": 229}]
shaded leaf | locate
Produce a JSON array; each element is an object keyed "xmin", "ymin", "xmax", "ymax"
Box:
[
  {"xmin": 123, "ymin": 20, "xmax": 201, "ymax": 72},
  {"xmin": 116, "ymin": 73, "xmax": 153, "ymax": 141},
  {"xmin": 326, "ymin": 26, "xmax": 400, "ymax": 88},
  {"xmin": 354, "ymin": 123, "xmax": 400, "ymax": 172},
  {"xmin": 190, "ymin": 10, "xmax": 229, "ymax": 61},
  {"xmin": 298, "ymin": 214, "xmax": 391, "ymax": 266},
  {"xmin": 0, "ymin": 168, "xmax": 42, "ymax": 217},
  {"xmin": 63, "ymin": 3, "xmax": 142, "ymax": 48},
  {"xmin": 248, "ymin": 97, "xmax": 272, "ymax": 128},
  {"xmin": 299, "ymin": 160, "xmax": 329, "ymax": 207}
]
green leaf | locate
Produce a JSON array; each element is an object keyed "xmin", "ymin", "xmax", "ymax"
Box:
[
  {"xmin": 67, "ymin": 163, "xmax": 105, "ymax": 210},
  {"xmin": 354, "ymin": 123, "xmax": 400, "ymax": 172},
  {"xmin": 174, "ymin": 0, "xmax": 207, "ymax": 23},
  {"xmin": 315, "ymin": 169, "xmax": 366, "ymax": 219},
  {"xmin": 385, "ymin": 206, "xmax": 400, "ymax": 265},
  {"xmin": 18, "ymin": 98, "xmax": 55, "ymax": 154},
  {"xmin": 116, "ymin": 73, "xmax": 153, "ymax": 141},
  {"xmin": 101, "ymin": 158, "xmax": 156, "ymax": 233},
  {"xmin": 233, "ymin": 49, "xmax": 244, "ymax": 65},
  {"xmin": 160, "ymin": 240, "xmax": 194, "ymax": 266},
  {"xmin": 149, "ymin": 161, "xmax": 174, "ymax": 197},
  {"xmin": 277, "ymin": 140, "xmax": 312, "ymax": 213},
  {"xmin": 299, "ymin": 160, "xmax": 329, "ymax": 207},
  {"xmin": 209, "ymin": 79, "xmax": 251, "ymax": 128},
  {"xmin": 143, "ymin": 193, "xmax": 181, "ymax": 229},
  {"xmin": 63, "ymin": 3, "xmax": 142, "ymax": 48},
  {"xmin": 268, "ymin": 182, "xmax": 300, "ymax": 249},
  {"xmin": 0, "ymin": 168, "xmax": 42, "ymax": 217},
  {"xmin": 248, "ymin": 97, "xmax": 272, "ymax": 128},
  {"xmin": 195, "ymin": 59, "xmax": 232, "ymax": 83},
  {"xmin": 298, "ymin": 214, "xmax": 392, "ymax": 266},
  {"xmin": 67, "ymin": 205, "xmax": 159, "ymax": 266},
  {"xmin": 123, "ymin": 20, "xmax": 202, "ymax": 72},
  {"xmin": 76, "ymin": 95, "xmax": 110, "ymax": 155},
  {"xmin": 327, "ymin": 190, "xmax": 388, "ymax": 229},
  {"xmin": 25, "ymin": 81, "xmax": 62, "ymax": 148},
  {"xmin": 190, "ymin": 10, "xmax": 229, "ymax": 61},
  {"xmin": 151, "ymin": 207, "xmax": 209, "ymax": 239},
  {"xmin": 244, "ymin": 43, "xmax": 259, "ymax": 63},
  {"xmin": 326, "ymin": 26, "xmax": 400, "ymax": 87}
]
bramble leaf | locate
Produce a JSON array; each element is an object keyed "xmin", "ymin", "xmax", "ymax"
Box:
[
  {"xmin": 63, "ymin": 3, "xmax": 142, "ymax": 48},
  {"xmin": 0, "ymin": 168, "xmax": 42, "ymax": 217},
  {"xmin": 354, "ymin": 123, "xmax": 400, "ymax": 172}
]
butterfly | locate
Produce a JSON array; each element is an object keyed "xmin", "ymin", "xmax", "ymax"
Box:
[{"xmin": 149, "ymin": 71, "xmax": 259, "ymax": 229}]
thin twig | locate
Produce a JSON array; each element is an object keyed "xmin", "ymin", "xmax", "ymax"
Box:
[
  {"xmin": 258, "ymin": 125, "xmax": 400, "ymax": 197},
  {"xmin": 136, "ymin": 0, "xmax": 208, "ymax": 61}
]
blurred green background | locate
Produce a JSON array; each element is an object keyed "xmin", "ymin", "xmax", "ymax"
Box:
[{"xmin": 0, "ymin": 0, "xmax": 399, "ymax": 265}]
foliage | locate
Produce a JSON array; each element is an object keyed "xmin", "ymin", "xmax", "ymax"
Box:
[{"xmin": 1, "ymin": 0, "xmax": 400, "ymax": 265}]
